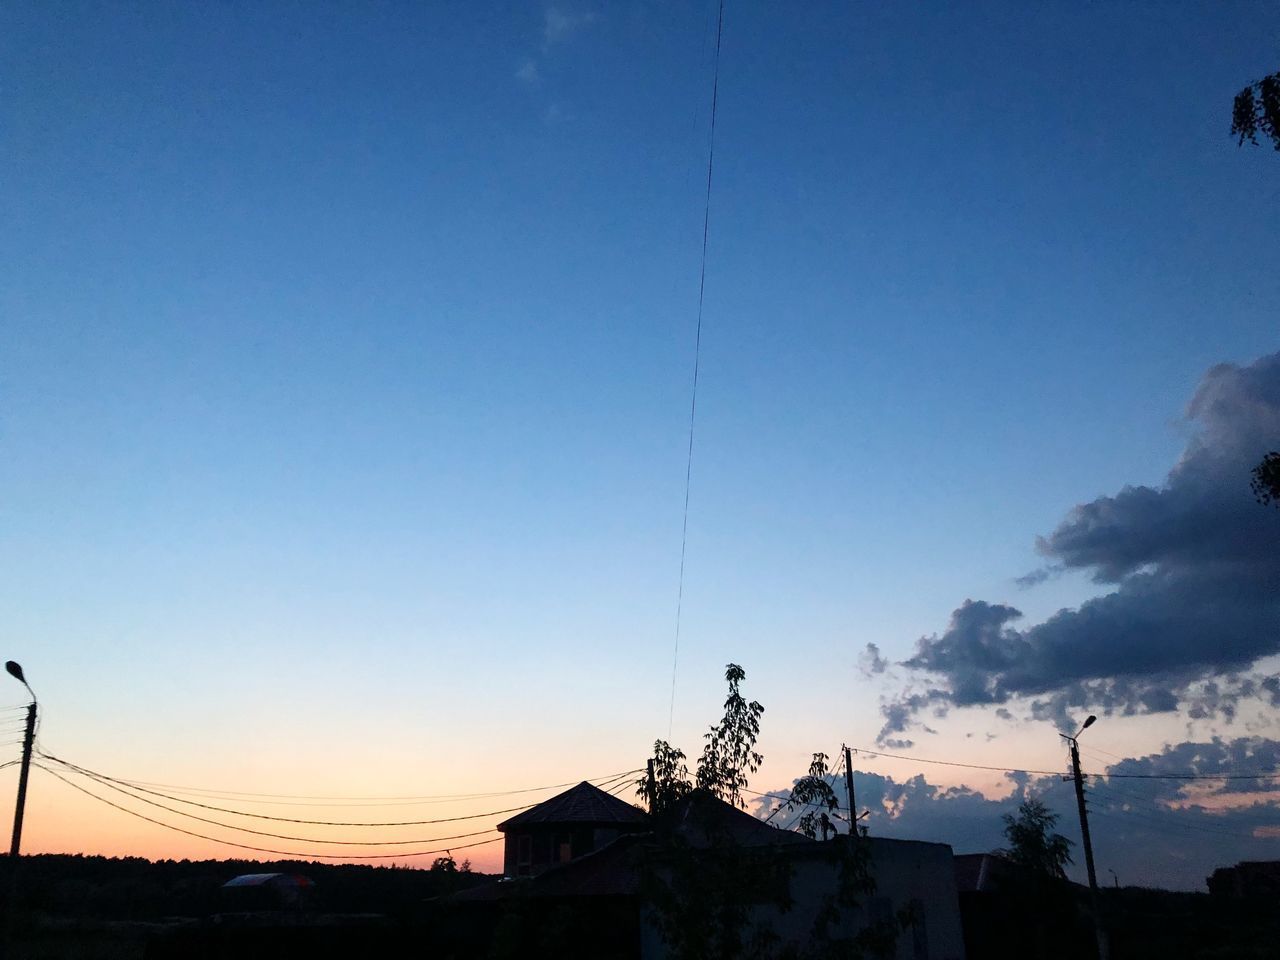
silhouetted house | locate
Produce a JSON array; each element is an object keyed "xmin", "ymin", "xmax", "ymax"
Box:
[
  {"xmin": 496, "ymin": 780, "xmax": 650, "ymax": 877},
  {"xmin": 953, "ymin": 852, "xmax": 1019, "ymax": 893},
  {"xmin": 1207, "ymin": 859, "xmax": 1280, "ymax": 898},
  {"xmin": 451, "ymin": 787, "xmax": 966, "ymax": 959},
  {"xmin": 219, "ymin": 872, "xmax": 314, "ymax": 911},
  {"xmin": 952, "ymin": 852, "xmax": 1094, "ymax": 960}
]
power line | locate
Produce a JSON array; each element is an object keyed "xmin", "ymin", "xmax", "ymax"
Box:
[
  {"xmin": 851, "ymin": 746, "xmax": 1066, "ymax": 777},
  {"xmin": 62, "ymin": 765, "xmax": 643, "ymax": 805},
  {"xmin": 36, "ymin": 763, "xmax": 510, "ymax": 847},
  {"xmin": 1090, "ymin": 777, "xmax": 1280, "ymax": 827},
  {"xmin": 39, "ymin": 752, "xmax": 640, "ymax": 827},
  {"xmin": 1086, "ymin": 781, "xmax": 1271, "ymax": 842},
  {"xmin": 606, "ymin": 777, "xmax": 636, "ymax": 800},
  {"xmin": 669, "ymin": 0, "xmax": 727, "ymax": 740},
  {"xmin": 38, "ymin": 762, "xmax": 504, "ymax": 861},
  {"xmin": 849, "ymin": 746, "xmax": 1280, "ymax": 781},
  {"xmin": 762, "ymin": 748, "xmax": 844, "ymax": 829}
]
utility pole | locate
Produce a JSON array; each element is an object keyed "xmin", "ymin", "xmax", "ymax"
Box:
[
  {"xmin": 1064, "ymin": 717, "xmax": 1108, "ymax": 960},
  {"xmin": 842, "ymin": 745, "xmax": 861, "ymax": 838},
  {"xmin": 3, "ymin": 661, "xmax": 36, "ymax": 959},
  {"xmin": 8, "ymin": 703, "xmax": 35, "ymax": 860},
  {"xmin": 646, "ymin": 759, "xmax": 656, "ymax": 815}
]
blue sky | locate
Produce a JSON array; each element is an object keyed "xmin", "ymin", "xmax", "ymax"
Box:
[{"xmin": 2, "ymin": 2, "xmax": 1279, "ymax": 884}]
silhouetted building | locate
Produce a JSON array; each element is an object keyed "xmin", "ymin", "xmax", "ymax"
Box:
[
  {"xmin": 219, "ymin": 872, "xmax": 315, "ymax": 912},
  {"xmin": 952, "ymin": 852, "xmax": 1094, "ymax": 960},
  {"xmin": 953, "ymin": 852, "xmax": 1020, "ymax": 893},
  {"xmin": 1207, "ymin": 859, "xmax": 1280, "ymax": 898},
  {"xmin": 496, "ymin": 780, "xmax": 650, "ymax": 877},
  {"xmin": 455, "ymin": 788, "xmax": 966, "ymax": 959}
]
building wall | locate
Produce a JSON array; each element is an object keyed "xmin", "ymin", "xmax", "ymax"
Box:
[
  {"xmin": 502, "ymin": 825, "xmax": 631, "ymax": 878},
  {"xmin": 638, "ymin": 838, "xmax": 966, "ymax": 960}
]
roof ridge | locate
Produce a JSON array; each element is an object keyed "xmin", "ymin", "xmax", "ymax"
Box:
[{"xmin": 497, "ymin": 779, "xmax": 650, "ymax": 831}]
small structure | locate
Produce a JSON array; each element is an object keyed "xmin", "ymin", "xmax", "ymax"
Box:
[
  {"xmin": 953, "ymin": 852, "xmax": 1018, "ymax": 894},
  {"xmin": 220, "ymin": 873, "xmax": 315, "ymax": 912},
  {"xmin": 496, "ymin": 780, "xmax": 650, "ymax": 877}
]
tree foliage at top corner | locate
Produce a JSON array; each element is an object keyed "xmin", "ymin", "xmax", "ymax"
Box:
[
  {"xmin": 1231, "ymin": 71, "xmax": 1280, "ymax": 150},
  {"xmin": 1252, "ymin": 451, "xmax": 1280, "ymax": 507}
]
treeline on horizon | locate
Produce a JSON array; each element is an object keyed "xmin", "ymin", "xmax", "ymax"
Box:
[{"xmin": 0, "ymin": 853, "xmax": 497, "ymax": 921}]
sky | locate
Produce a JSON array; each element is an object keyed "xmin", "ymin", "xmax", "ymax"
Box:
[{"xmin": 2, "ymin": 1, "xmax": 1278, "ymax": 887}]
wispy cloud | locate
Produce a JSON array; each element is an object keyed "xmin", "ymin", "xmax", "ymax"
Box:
[
  {"xmin": 515, "ymin": 58, "xmax": 540, "ymax": 84},
  {"xmin": 542, "ymin": 5, "xmax": 597, "ymax": 49},
  {"xmin": 516, "ymin": 4, "xmax": 598, "ymax": 97}
]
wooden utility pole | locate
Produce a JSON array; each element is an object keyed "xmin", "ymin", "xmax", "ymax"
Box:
[
  {"xmin": 3, "ymin": 697, "xmax": 36, "ymax": 958},
  {"xmin": 9, "ymin": 703, "xmax": 35, "ymax": 859},
  {"xmin": 1067, "ymin": 735, "xmax": 1108, "ymax": 960},
  {"xmin": 842, "ymin": 746, "xmax": 861, "ymax": 837}
]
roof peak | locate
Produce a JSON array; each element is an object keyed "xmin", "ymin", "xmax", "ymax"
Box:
[{"xmin": 498, "ymin": 779, "xmax": 650, "ymax": 831}]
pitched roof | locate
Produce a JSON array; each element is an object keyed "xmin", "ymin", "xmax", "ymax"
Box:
[
  {"xmin": 222, "ymin": 873, "xmax": 314, "ymax": 889},
  {"xmin": 497, "ymin": 781, "xmax": 651, "ymax": 831},
  {"xmin": 664, "ymin": 789, "xmax": 812, "ymax": 848}
]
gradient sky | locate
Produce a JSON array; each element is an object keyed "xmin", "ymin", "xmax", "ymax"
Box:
[{"xmin": 3, "ymin": 2, "xmax": 1279, "ymax": 883}]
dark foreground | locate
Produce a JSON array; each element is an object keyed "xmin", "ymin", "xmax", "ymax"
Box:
[{"xmin": 4, "ymin": 854, "xmax": 1280, "ymax": 959}]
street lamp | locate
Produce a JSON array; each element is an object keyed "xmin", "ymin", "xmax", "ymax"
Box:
[{"xmin": 1061, "ymin": 715, "xmax": 1106, "ymax": 960}]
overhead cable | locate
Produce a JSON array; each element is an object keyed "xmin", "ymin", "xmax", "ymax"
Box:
[
  {"xmin": 668, "ymin": 0, "xmax": 727, "ymax": 739},
  {"xmin": 39, "ymin": 752, "xmax": 640, "ymax": 826},
  {"xmin": 37, "ymin": 763, "xmax": 504, "ymax": 861},
  {"xmin": 73, "ymin": 765, "xmax": 642, "ymax": 805},
  {"xmin": 39, "ymin": 762, "xmax": 509, "ymax": 847},
  {"xmin": 848, "ymin": 746, "xmax": 1280, "ymax": 781}
]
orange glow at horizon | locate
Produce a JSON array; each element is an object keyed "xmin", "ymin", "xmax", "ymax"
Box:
[{"xmin": 3, "ymin": 760, "xmax": 649, "ymax": 876}]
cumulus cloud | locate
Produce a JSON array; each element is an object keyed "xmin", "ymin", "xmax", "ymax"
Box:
[
  {"xmin": 753, "ymin": 737, "xmax": 1280, "ymax": 890},
  {"xmin": 1105, "ymin": 735, "xmax": 1280, "ymax": 798},
  {"xmin": 881, "ymin": 353, "xmax": 1280, "ymax": 741}
]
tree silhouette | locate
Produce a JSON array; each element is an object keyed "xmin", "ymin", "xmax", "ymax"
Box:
[
  {"xmin": 637, "ymin": 668, "xmax": 901, "ymax": 960},
  {"xmin": 642, "ymin": 664, "xmax": 766, "ymax": 812},
  {"xmin": 1000, "ymin": 797, "xmax": 1073, "ymax": 881},
  {"xmin": 636, "ymin": 739, "xmax": 693, "ymax": 815},
  {"xmin": 1231, "ymin": 71, "xmax": 1280, "ymax": 150},
  {"xmin": 1251, "ymin": 451, "xmax": 1280, "ymax": 507},
  {"xmin": 695, "ymin": 663, "xmax": 765, "ymax": 809},
  {"xmin": 776, "ymin": 753, "xmax": 842, "ymax": 841}
]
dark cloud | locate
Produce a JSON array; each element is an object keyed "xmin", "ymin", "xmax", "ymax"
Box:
[
  {"xmin": 753, "ymin": 738, "xmax": 1280, "ymax": 891},
  {"xmin": 876, "ymin": 689, "xmax": 948, "ymax": 744},
  {"xmin": 1264, "ymin": 676, "xmax": 1280, "ymax": 707},
  {"xmin": 1014, "ymin": 566, "xmax": 1059, "ymax": 589},
  {"xmin": 1103, "ymin": 736, "xmax": 1280, "ymax": 798},
  {"xmin": 858, "ymin": 642, "xmax": 889, "ymax": 677},
  {"xmin": 883, "ymin": 353, "xmax": 1280, "ymax": 740}
]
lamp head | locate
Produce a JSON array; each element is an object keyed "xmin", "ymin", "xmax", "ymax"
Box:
[
  {"xmin": 1082, "ymin": 715, "xmax": 1097, "ymax": 731},
  {"xmin": 5, "ymin": 662, "xmax": 25, "ymax": 684}
]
